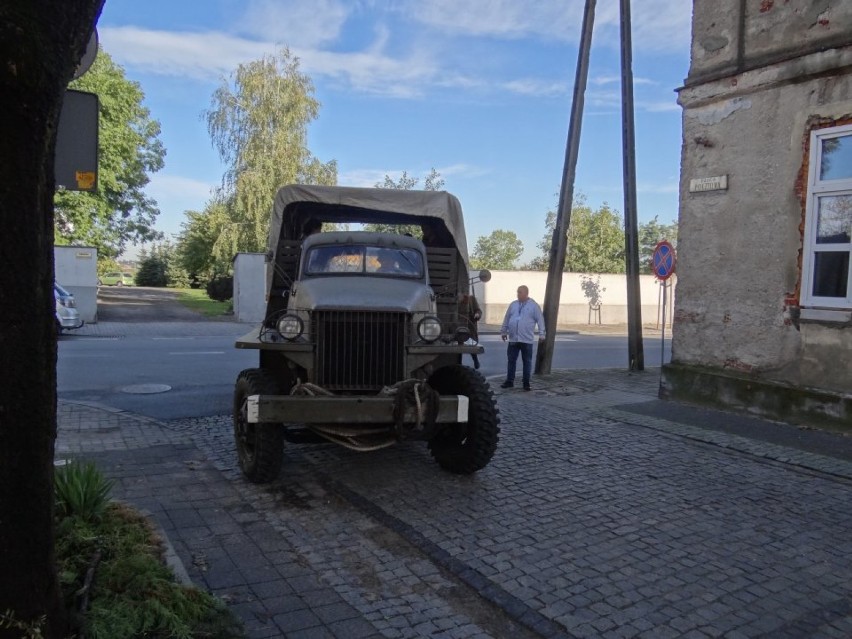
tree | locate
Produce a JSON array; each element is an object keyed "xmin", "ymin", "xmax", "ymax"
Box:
[
  {"xmin": 54, "ymin": 47, "xmax": 165, "ymax": 259},
  {"xmin": 638, "ymin": 216, "xmax": 678, "ymax": 274},
  {"xmin": 470, "ymin": 230, "xmax": 524, "ymax": 270},
  {"xmin": 204, "ymin": 47, "xmax": 336, "ymax": 257},
  {"xmin": 529, "ymin": 196, "xmax": 626, "ymax": 273},
  {"xmin": 365, "ymin": 168, "xmax": 444, "ymax": 235},
  {"xmin": 0, "ymin": 2, "xmax": 105, "ymax": 636},
  {"xmin": 176, "ymin": 199, "xmax": 233, "ymax": 281}
]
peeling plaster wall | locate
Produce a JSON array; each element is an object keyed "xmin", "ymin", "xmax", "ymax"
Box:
[
  {"xmin": 689, "ymin": 0, "xmax": 852, "ymax": 86},
  {"xmin": 675, "ymin": 0, "xmax": 852, "ymax": 395}
]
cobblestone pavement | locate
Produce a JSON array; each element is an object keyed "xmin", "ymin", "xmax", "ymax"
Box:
[{"xmin": 57, "ymin": 368, "xmax": 852, "ymax": 638}]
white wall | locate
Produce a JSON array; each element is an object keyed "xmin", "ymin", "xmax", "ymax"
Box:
[
  {"xmin": 233, "ymin": 250, "xmax": 673, "ymax": 328},
  {"xmin": 233, "ymin": 253, "xmax": 267, "ymax": 323},
  {"xmin": 54, "ymin": 246, "xmax": 98, "ymax": 322},
  {"xmin": 480, "ymin": 271, "xmax": 674, "ymax": 328}
]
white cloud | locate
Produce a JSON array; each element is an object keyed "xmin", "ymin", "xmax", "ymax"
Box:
[
  {"xmin": 436, "ymin": 163, "xmax": 489, "ymax": 179},
  {"xmin": 411, "ymin": 0, "xmax": 582, "ymax": 41},
  {"xmin": 337, "ymin": 169, "xmax": 391, "ymax": 188},
  {"xmin": 501, "ymin": 78, "xmax": 569, "ymax": 97},
  {"xmin": 339, "ymin": 164, "xmax": 487, "ymax": 188},
  {"xmin": 101, "ymin": 0, "xmax": 688, "ymax": 101},
  {"xmin": 236, "ymin": 0, "xmax": 350, "ymax": 48},
  {"xmin": 100, "ymin": 26, "xmax": 269, "ymax": 81},
  {"xmin": 100, "ymin": 25, "xmax": 438, "ymax": 98},
  {"xmin": 408, "ymin": 0, "xmax": 691, "ymax": 52},
  {"xmin": 592, "ymin": 74, "xmax": 656, "ymax": 86}
]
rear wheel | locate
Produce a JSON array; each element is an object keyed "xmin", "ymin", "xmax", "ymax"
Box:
[
  {"xmin": 233, "ymin": 368, "xmax": 284, "ymax": 483},
  {"xmin": 427, "ymin": 365, "xmax": 499, "ymax": 474}
]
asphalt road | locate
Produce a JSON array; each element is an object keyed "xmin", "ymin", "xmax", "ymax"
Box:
[{"xmin": 58, "ymin": 286, "xmax": 672, "ymax": 420}]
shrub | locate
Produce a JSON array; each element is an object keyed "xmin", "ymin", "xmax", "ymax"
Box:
[
  {"xmin": 206, "ymin": 275, "xmax": 233, "ymax": 302},
  {"xmin": 135, "ymin": 255, "xmax": 168, "ymax": 287},
  {"xmin": 166, "ymin": 263, "xmax": 192, "ymax": 289},
  {"xmin": 54, "ymin": 461, "xmax": 114, "ymax": 523}
]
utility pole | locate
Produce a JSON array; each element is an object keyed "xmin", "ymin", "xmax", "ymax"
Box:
[
  {"xmin": 535, "ymin": 0, "xmax": 597, "ymax": 375},
  {"xmin": 620, "ymin": 0, "xmax": 645, "ymax": 371}
]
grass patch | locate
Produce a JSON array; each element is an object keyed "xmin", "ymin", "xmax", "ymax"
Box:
[
  {"xmin": 54, "ymin": 463, "xmax": 244, "ymax": 638},
  {"xmin": 174, "ymin": 288, "xmax": 232, "ymax": 317}
]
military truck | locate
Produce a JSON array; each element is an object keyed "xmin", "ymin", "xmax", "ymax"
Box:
[{"xmin": 233, "ymin": 184, "xmax": 499, "ymax": 483}]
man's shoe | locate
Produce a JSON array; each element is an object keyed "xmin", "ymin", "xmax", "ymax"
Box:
[
  {"xmin": 523, "ymin": 385, "xmax": 531, "ymax": 392},
  {"xmin": 500, "ymin": 381, "xmax": 513, "ymax": 389}
]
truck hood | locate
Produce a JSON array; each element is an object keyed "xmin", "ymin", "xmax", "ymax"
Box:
[{"xmin": 291, "ymin": 277, "xmax": 434, "ymax": 313}]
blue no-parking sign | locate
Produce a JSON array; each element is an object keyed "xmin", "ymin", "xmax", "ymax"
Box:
[{"xmin": 652, "ymin": 240, "xmax": 676, "ymax": 280}]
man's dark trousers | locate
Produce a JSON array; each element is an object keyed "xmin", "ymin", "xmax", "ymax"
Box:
[{"xmin": 506, "ymin": 342, "xmax": 533, "ymax": 388}]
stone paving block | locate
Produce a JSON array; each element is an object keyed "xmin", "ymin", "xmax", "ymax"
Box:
[
  {"xmin": 273, "ymin": 607, "xmax": 323, "ymax": 633},
  {"xmin": 326, "ymin": 617, "xmax": 380, "ymax": 638},
  {"xmin": 313, "ymin": 602, "xmax": 361, "ymax": 624},
  {"xmin": 251, "ymin": 578, "xmax": 294, "ymax": 599}
]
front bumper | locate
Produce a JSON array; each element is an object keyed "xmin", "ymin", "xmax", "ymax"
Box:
[
  {"xmin": 245, "ymin": 394, "xmax": 469, "ymax": 424},
  {"xmin": 57, "ymin": 315, "xmax": 84, "ymax": 330}
]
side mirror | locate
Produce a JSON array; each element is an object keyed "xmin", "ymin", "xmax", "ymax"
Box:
[{"xmin": 478, "ymin": 269, "xmax": 492, "ymax": 283}]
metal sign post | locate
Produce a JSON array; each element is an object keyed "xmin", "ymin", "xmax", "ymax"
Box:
[{"xmin": 651, "ymin": 240, "xmax": 676, "ymax": 367}]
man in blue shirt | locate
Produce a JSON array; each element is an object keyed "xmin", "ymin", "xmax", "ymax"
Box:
[{"xmin": 499, "ymin": 285, "xmax": 546, "ymax": 391}]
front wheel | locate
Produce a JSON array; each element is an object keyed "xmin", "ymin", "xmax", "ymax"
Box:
[
  {"xmin": 427, "ymin": 365, "xmax": 500, "ymax": 474},
  {"xmin": 233, "ymin": 369, "xmax": 284, "ymax": 483}
]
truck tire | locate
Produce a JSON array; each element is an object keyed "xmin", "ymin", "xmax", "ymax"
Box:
[
  {"xmin": 427, "ymin": 365, "xmax": 499, "ymax": 474},
  {"xmin": 233, "ymin": 368, "xmax": 284, "ymax": 483}
]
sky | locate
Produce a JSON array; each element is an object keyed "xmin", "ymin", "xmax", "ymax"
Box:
[{"xmin": 97, "ymin": 0, "xmax": 691, "ymax": 263}]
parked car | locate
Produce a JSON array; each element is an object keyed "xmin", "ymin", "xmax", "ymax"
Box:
[
  {"xmin": 55, "ymin": 283, "xmax": 83, "ymax": 334},
  {"xmin": 98, "ymin": 271, "xmax": 134, "ymax": 286}
]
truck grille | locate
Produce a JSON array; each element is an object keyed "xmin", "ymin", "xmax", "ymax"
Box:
[{"xmin": 313, "ymin": 311, "xmax": 408, "ymax": 391}]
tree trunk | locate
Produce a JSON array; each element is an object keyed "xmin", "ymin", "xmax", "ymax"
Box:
[{"xmin": 0, "ymin": 2, "xmax": 104, "ymax": 636}]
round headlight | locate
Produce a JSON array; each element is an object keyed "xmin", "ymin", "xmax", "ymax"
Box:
[
  {"xmin": 417, "ymin": 316, "xmax": 442, "ymax": 343},
  {"xmin": 276, "ymin": 314, "xmax": 303, "ymax": 341}
]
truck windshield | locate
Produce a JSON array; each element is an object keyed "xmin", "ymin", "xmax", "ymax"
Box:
[{"xmin": 305, "ymin": 245, "xmax": 424, "ymax": 278}]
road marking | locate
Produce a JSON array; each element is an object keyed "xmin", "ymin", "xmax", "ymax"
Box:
[{"xmin": 168, "ymin": 351, "xmax": 226, "ymax": 356}]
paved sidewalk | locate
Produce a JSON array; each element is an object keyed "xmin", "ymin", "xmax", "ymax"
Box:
[{"xmin": 57, "ymin": 368, "xmax": 852, "ymax": 638}]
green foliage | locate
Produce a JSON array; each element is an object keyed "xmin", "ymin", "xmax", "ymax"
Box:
[
  {"xmin": 203, "ymin": 47, "xmax": 336, "ymax": 258},
  {"xmin": 55, "ymin": 502, "xmax": 244, "ymax": 639},
  {"xmin": 166, "ymin": 262, "xmax": 192, "ymax": 289},
  {"xmin": 55, "ymin": 47, "xmax": 165, "ymax": 258},
  {"xmin": 363, "ymin": 169, "xmax": 444, "ymax": 236},
  {"xmin": 0, "ymin": 610, "xmax": 45, "ymax": 638},
  {"xmin": 206, "ymin": 275, "xmax": 234, "ymax": 302},
  {"xmin": 638, "ymin": 215, "xmax": 678, "ymax": 274},
  {"xmin": 54, "ymin": 461, "xmax": 114, "ymax": 523},
  {"xmin": 530, "ymin": 199, "xmax": 678, "ymax": 274},
  {"xmin": 176, "ymin": 203, "xmax": 231, "ymax": 282},
  {"xmin": 135, "ymin": 242, "xmax": 190, "ymax": 287},
  {"xmin": 529, "ymin": 196, "xmax": 625, "ymax": 273},
  {"xmin": 135, "ymin": 254, "xmax": 168, "ymax": 287},
  {"xmin": 470, "ymin": 230, "xmax": 523, "ymax": 270}
]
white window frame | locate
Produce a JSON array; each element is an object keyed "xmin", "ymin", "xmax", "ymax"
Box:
[{"xmin": 801, "ymin": 124, "xmax": 852, "ymax": 310}]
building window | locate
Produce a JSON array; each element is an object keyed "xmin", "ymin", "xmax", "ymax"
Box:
[{"xmin": 802, "ymin": 125, "xmax": 852, "ymax": 309}]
